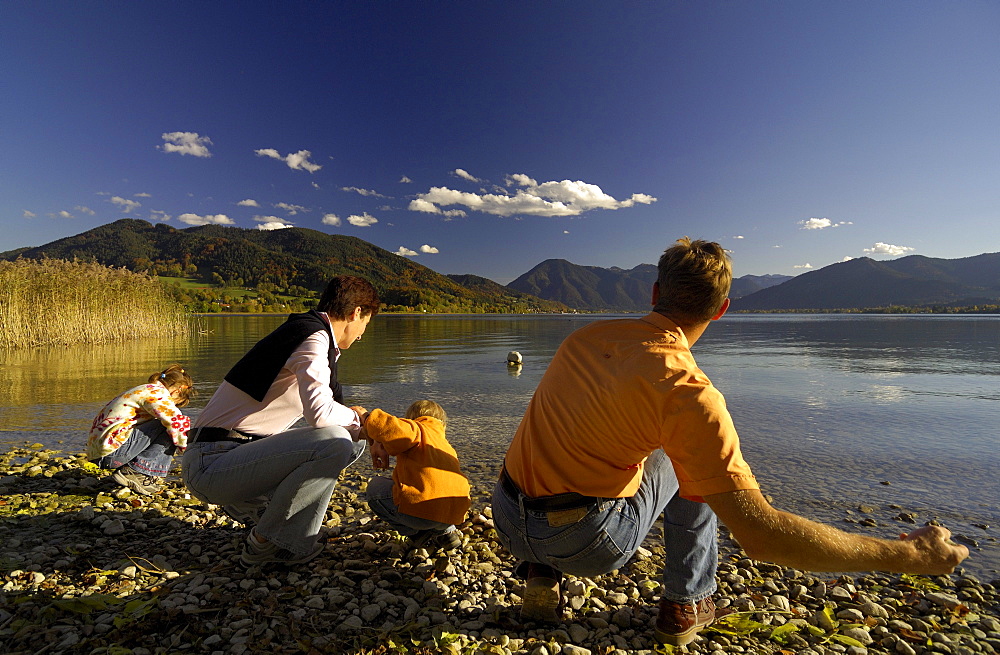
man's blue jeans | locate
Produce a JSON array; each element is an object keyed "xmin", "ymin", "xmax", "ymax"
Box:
[
  {"xmin": 491, "ymin": 449, "xmax": 718, "ymax": 603},
  {"xmin": 182, "ymin": 425, "xmax": 365, "ymax": 556},
  {"xmin": 91, "ymin": 420, "xmax": 175, "ymax": 477}
]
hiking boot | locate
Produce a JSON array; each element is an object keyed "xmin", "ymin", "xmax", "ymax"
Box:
[
  {"xmin": 654, "ymin": 596, "xmax": 716, "ymax": 646},
  {"xmin": 408, "ymin": 527, "xmax": 463, "ymax": 553},
  {"xmin": 239, "ymin": 531, "xmax": 325, "ymax": 568},
  {"xmin": 111, "ymin": 467, "xmax": 161, "ymax": 495},
  {"xmin": 520, "ymin": 563, "xmax": 563, "ymax": 622}
]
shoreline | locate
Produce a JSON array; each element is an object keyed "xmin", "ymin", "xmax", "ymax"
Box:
[{"xmin": 1, "ymin": 444, "xmax": 998, "ymax": 655}]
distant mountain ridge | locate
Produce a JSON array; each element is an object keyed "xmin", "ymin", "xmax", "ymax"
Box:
[
  {"xmin": 732, "ymin": 253, "xmax": 1000, "ymax": 310},
  {"xmin": 507, "ymin": 259, "xmax": 791, "ymax": 311},
  {"xmin": 6, "ymin": 219, "xmax": 996, "ymax": 312}
]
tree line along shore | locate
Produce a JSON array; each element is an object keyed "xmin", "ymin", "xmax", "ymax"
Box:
[{"xmin": 3, "ymin": 258, "xmax": 997, "ymax": 350}]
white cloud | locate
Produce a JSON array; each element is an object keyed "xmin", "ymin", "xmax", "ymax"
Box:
[
  {"xmin": 399, "ymin": 175, "xmax": 413, "ymax": 183},
  {"xmin": 110, "ymin": 196, "xmax": 141, "ymax": 213},
  {"xmin": 274, "ymin": 202, "xmax": 307, "ymax": 215},
  {"xmin": 863, "ymin": 242, "xmax": 915, "ymax": 257},
  {"xmin": 237, "ymin": 199, "xmax": 260, "ymax": 207},
  {"xmin": 733, "ymin": 235, "xmax": 744, "ymax": 239},
  {"xmin": 793, "ymin": 263, "xmax": 813, "ymax": 269},
  {"xmin": 256, "ymin": 222, "xmax": 293, "ymax": 231},
  {"xmin": 150, "ymin": 210, "xmax": 171, "ymax": 222},
  {"xmin": 252, "ymin": 215, "xmax": 291, "ymax": 224},
  {"xmin": 842, "ymin": 255, "xmax": 854, "ymax": 262},
  {"xmin": 563, "ymin": 230, "xmax": 569, "ymax": 234},
  {"xmin": 75, "ymin": 205, "xmax": 96, "ymax": 215},
  {"xmin": 49, "ymin": 210, "xmax": 73, "ymax": 219},
  {"xmin": 347, "ymin": 212, "xmax": 379, "ymax": 227},
  {"xmin": 799, "ymin": 217, "xmax": 832, "ymax": 230},
  {"xmin": 419, "ymin": 244, "xmax": 439, "ymax": 254},
  {"xmin": 159, "ymin": 132, "xmax": 212, "ymax": 157},
  {"xmin": 134, "ymin": 192, "xmax": 152, "ymax": 198},
  {"xmin": 453, "ymin": 168, "xmax": 481, "ymax": 182},
  {"xmin": 23, "ymin": 210, "xmax": 36, "ymax": 218},
  {"xmin": 409, "ymin": 174, "xmax": 657, "ymax": 218},
  {"xmin": 394, "ymin": 246, "xmax": 418, "ymax": 256},
  {"xmin": 321, "ymin": 213, "xmax": 341, "ymax": 227},
  {"xmin": 342, "ymin": 186, "xmax": 387, "ymax": 198},
  {"xmin": 311, "ymin": 181, "xmax": 320, "ymax": 189},
  {"xmin": 177, "ymin": 213, "xmax": 235, "ymax": 226},
  {"xmin": 798, "ymin": 217, "xmax": 853, "ymax": 230},
  {"xmin": 255, "ymin": 148, "xmax": 321, "ymax": 172}
]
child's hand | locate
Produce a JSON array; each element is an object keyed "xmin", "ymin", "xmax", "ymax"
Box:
[{"xmin": 370, "ymin": 441, "xmax": 390, "ymax": 470}]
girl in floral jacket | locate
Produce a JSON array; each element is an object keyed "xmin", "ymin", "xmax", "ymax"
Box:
[{"xmin": 87, "ymin": 364, "xmax": 193, "ymax": 495}]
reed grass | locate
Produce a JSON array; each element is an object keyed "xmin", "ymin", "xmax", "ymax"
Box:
[{"xmin": 0, "ymin": 258, "xmax": 190, "ymax": 348}]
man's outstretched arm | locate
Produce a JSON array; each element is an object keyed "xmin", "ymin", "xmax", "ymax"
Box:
[{"xmin": 705, "ymin": 488, "xmax": 968, "ymax": 575}]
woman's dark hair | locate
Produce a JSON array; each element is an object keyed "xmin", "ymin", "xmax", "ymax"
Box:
[{"xmin": 316, "ymin": 275, "xmax": 380, "ymax": 320}]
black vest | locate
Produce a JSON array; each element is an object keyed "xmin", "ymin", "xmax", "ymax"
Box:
[{"xmin": 223, "ymin": 310, "xmax": 344, "ymax": 404}]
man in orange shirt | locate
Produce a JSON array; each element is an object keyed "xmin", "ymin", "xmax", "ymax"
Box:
[{"xmin": 492, "ymin": 237, "xmax": 968, "ymax": 646}]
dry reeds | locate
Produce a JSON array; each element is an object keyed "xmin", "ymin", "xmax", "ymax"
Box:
[{"xmin": 0, "ymin": 258, "xmax": 190, "ymax": 348}]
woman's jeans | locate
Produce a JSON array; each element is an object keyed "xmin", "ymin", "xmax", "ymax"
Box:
[
  {"xmin": 366, "ymin": 475, "xmax": 454, "ymax": 537},
  {"xmin": 491, "ymin": 449, "xmax": 718, "ymax": 603},
  {"xmin": 182, "ymin": 425, "xmax": 365, "ymax": 556},
  {"xmin": 92, "ymin": 420, "xmax": 175, "ymax": 477}
]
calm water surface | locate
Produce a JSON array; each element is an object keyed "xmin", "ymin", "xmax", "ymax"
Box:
[{"xmin": 1, "ymin": 313, "xmax": 997, "ymax": 576}]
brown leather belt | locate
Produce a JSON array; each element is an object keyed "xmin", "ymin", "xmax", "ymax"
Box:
[{"xmin": 499, "ymin": 467, "xmax": 602, "ymax": 512}]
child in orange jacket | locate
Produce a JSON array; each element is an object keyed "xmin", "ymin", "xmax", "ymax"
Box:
[{"xmin": 359, "ymin": 400, "xmax": 471, "ymax": 552}]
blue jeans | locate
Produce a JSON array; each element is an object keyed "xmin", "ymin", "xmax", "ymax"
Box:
[
  {"xmin": 181, "ymin": 425, "xmax": 365, "ymax": 556},
  {"xmin": 92, "ymin": 420, "xmax": 175, "ymax": 477},
  {"xmin": 491, "ymin": 449, "xmax": 718, "ymax": 603},
  {"xmin": 366, "ymin": 475, "xmax": 454, "ymax": 537}
]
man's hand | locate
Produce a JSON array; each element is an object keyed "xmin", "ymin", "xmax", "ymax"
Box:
[
  {"xmin": 369, "ymin": 440, "xmax": 390, "ymax": 470},
  {"xmin": 899, "ymin": 525, "xmax": 969, "ymax": 575}
]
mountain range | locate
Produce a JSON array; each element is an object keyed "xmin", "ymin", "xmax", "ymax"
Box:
[{"xmin": 3, "ymin": 219, "xmax": 997, "ymax": 312}]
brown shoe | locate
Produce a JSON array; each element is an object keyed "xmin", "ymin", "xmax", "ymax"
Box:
[
  {"xmin": 520, "ymin": 563, "xmax": 563, "ymax": 622},
  {"xmin": 654, "ymin": 596, "xmax": 716, "ymax": 646}
]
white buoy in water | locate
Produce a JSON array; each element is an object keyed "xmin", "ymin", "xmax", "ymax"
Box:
[{"xmin": 506, "ymin": 351, "xmax": 522, "ymax": 365}]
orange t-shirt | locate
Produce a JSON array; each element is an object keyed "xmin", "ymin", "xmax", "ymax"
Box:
[{"xmin": 504, "ymin": 312, "xmax": 758, "ymax": 502}]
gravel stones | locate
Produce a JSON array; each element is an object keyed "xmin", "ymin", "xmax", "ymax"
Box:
[{"xmin": 1, "ymin": 445, "xmax": 998, "ymax": 655}]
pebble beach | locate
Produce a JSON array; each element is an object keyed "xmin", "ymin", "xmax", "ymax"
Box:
[{"xmin": 1, "ymin": 443, "xmax": 998, "ymax": 655}]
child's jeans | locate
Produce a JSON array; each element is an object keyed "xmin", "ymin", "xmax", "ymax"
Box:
[
  {"xmin": 91, "ymin": 420, "xmax": 175, "ymax": 477},
  {"xmin": 366, "ymin": 475, "xmax": 454, "ymax": 536}
]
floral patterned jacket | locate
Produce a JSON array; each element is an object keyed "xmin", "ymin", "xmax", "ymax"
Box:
[{"xmin": 87, "ymin": 383, "xmax": 191, "ymax": 459}]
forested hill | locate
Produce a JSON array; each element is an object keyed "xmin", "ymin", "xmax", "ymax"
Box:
[
  {"xmin": 732, "ymin": 253, "xmax": 1000, "ymax": 311},
  {"xmin": 0, "ymin": 219, "xmax": 568, "ymax": 313}
]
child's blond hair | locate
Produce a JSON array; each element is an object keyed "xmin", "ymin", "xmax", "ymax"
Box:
[
  {"xmin": 404, "ymin": 400, "xmax": 447, "ymax": 426},
  {"xmin": 148, "ymin": 363, "xmax": 194, "ymax": 408}
]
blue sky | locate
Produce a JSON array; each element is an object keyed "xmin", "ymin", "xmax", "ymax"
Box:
[{"xmin": 2, "ymin": 2, "xmax": 998, "ymax": 283}]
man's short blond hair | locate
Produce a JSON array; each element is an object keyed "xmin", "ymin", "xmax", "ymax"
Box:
[
  {"xmin": 653, "ymin": 237, "xmax": 732, "ymax": 323},
  {"xmin": 405, "ymin": 400, "xmax": 447, "ymax": 425}
]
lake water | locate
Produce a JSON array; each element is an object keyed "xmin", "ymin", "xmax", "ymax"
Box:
[{"xmin": 1, "ymin": 313, "xmax": 997, "ymax": 577}]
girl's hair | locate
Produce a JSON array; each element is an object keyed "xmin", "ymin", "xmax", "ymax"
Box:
[
  {"xmin": 404, "ymin": 399, "xmax": 447, "ymax": 426},
  {"xmin": 149, "ymin": 363, "xmax": 195, "ymax": 408}
]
